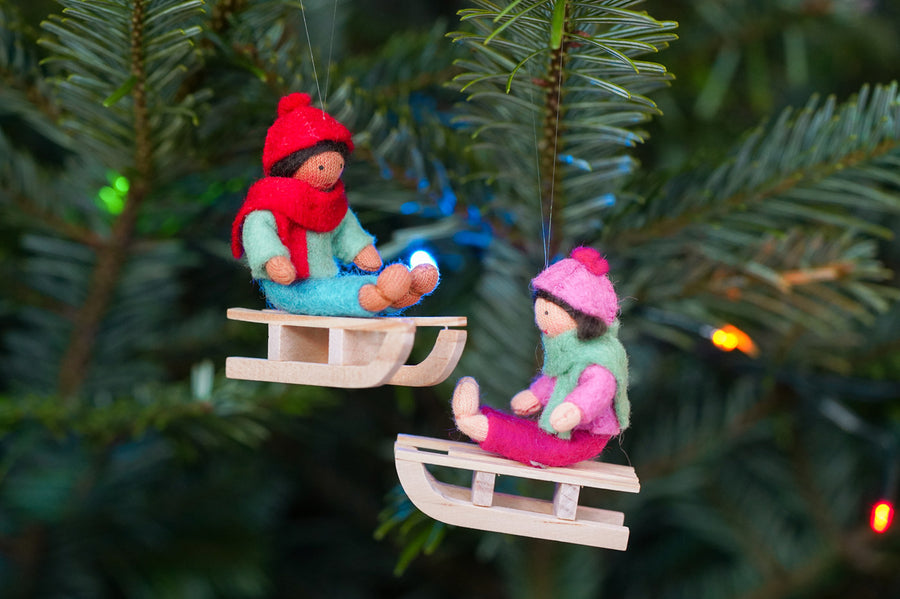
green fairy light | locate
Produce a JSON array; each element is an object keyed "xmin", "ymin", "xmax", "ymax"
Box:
[
  {"xmin": 97, "ymin": 186, "xmax": 125, "ymax": 214},
  {"xmin": 96, "ymin": 171, "xmax": 130, "ymax": 215},
  {"xmin": 113, "ymin": 175, "xmax": 130, "ymax": 193}
]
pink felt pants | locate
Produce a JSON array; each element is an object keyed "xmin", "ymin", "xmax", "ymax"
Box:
[{"xmin": 479, "ymin": 407, "xmax": 611, "ymax": 467}]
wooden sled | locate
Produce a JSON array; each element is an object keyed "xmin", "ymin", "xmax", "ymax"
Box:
[
  {"xmin": 394, "ymin": 434, "xmax": 640, "ymax": 550},
  {"xmin": 226, "ymin": 308, "xmax": 467, "ymax": 388}
]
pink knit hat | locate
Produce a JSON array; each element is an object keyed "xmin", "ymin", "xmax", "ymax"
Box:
[
  {"xmin": 262, "ymin": 93, "xmax": 354, "ymax": 175},
  {"xmin": 531, "ymin": 247, "xmax": 619, "ymax": 325}
]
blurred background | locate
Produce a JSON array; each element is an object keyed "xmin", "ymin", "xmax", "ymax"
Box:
[{"xmin": 1, "ymin": 0, "xmax": 898, "ymax": 597}]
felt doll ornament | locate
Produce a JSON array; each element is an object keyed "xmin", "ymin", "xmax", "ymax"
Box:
[
  {"xmin": 232, "ymin": 93, "xmax": 439, "ymax": 316},
  {"xmin": 391, "ymin": 248, "xmax": 635, "ymax": 549},
  {"xmin": 452, "ymin": 247, "xmax": 629, "ymax": 468}
]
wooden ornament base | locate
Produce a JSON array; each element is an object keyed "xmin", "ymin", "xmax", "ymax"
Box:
[
  {"xmin": 226, "ymin": 308, "xmax": 466, "ymax": 388},
  {"xmin": 394, "ymin": 434, "xmax": 640, "ymax": 550}
]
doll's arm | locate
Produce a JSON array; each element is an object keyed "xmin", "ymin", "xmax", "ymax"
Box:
[
  {"xmin": 511, "ymin": 375, "xmax": 555, "ymax": 416},
  {"xmin": 530, "ymin": 375, "xmax": 556, "ymax": 405},
  {"xmin": 332, "ymin": 210, "xmax": 378, "ymax": 268},
  {"xmin": 353, "ymin": 245, "xmax": 382, "ymax": 271},
  {"xmin": 551, "ymin": 365, "xmax": 616, "ymax": 433},
  {"xmin": 242, "ymin": 210, "xmax": 293, "ymax": 282}
]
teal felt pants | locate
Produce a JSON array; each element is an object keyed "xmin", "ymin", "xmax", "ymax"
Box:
[{"xmin": 260, "ymin": 275, "xmax": 388, "ymax": 317}]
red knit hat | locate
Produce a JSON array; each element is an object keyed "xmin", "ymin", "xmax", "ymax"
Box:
[{"xmin": 262, "ymin": 93, "xmax": 354, "ymax": 175}]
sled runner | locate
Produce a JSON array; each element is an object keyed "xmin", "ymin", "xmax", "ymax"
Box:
[
  {"xmin": 394, "ymin": 434, "xmax": 640, "ymax": 550},
  {"xmin": 226, "ymin": 308, "xmax": 467, "ymax": 388}
]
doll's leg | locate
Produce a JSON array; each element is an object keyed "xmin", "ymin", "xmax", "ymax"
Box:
[
  {"xmin": 261, "ymin": 276, "xmax": 379, "ymax": 317},
  {"xmin": 452, "ymin": 377, "xmax": 489, "ymax": 441},
  {"xmin": 358, "ymin": 264, "xmax": 411, "ymax": 312},
  {"xmin": 390, "ymin": 264, "xmax": 439, "ymax": 309},
  {"xmin": 451, "ymin": 377, "xmax": 610, "ymax": 467},
  {"xmin": 479, "ymin": 408, "xmax": 611, "ymax": 468}
]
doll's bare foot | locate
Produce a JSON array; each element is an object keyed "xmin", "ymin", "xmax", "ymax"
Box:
[
  {"xmin": 452, "ymin": 376, "xmax": 489, "ymax": 442},
  {"xmin": 358, "ymin": 264, "xmax": 412, "ymax": 312},
  {"xmin": 391, "ymin": 264, "xmax": 439, "ymax": 309}
]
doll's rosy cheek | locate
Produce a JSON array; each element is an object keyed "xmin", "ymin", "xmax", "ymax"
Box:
[{"xmin": 534, "ymin": 297, "xmax": 576, "ymax": 337}]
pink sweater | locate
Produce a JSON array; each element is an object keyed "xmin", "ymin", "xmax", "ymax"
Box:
[{"xmin": 530, "ymin": 365, "xmax": 620, "ymax": 436}]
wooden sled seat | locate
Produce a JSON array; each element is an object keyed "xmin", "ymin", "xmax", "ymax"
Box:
[
  {"xmin": 394, "ymin": 434, "xmax": 640, "ymax": 550},
  {"xmin": 226, "ymin": 308, "xmax": 467, "ymax": 388}
]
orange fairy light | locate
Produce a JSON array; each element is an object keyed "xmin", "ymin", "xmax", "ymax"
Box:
[
  {"xmin": 870, "ymin": 500, "xmax": 894, "ymax": 534},
  {"xmin": 709, "ymin": 324, "xmax": 759, "ymax": 357}
]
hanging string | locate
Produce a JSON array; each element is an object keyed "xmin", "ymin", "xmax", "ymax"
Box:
[
  {"xmin": 530, "ymin": 81, "xmax": 546, "ymax": 268},
  {"xmin": 323, "ymin": 0, "xmax": 338, "ymax": 108},
  {"xmin": 543, "ymin": 49, "xmax": 565, "ymax": 268},
  {"xmin": 299, "ymin": 0, "xmax": 324, "ymax": 117}
]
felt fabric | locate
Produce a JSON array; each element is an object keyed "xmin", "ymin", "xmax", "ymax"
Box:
[
  {"xmin": 240, "ymin": 210, "xmax": 374, "ymax": 281},
  {"xmin": 479, "ymin": 407, "xmax": 612, "ymax": 468},
  {"xmin": 563, "ymin": 365, "xmax": 620, "ymax": 435},
  {"xmin": 529, "ymin": 374, "xmax": 556, "ymax": 404},
  {"xmin": 263, "ymin": 93, "xmax": 354, "ymax": 175},
  {"xmin": 308, "ymin": 210, "xmax": 373, "ymax": 278},
  {"xmin": 232, "ymin": 177, "xmax": 351, "ymax": 280},
  {"xmin": 261, "ymin": 275, "xmax": 397, "ymax": 317},
  {"xmin": 538, "ymin": 322, "xmax": 630, "ymax": 437},
  {"xmin": 530, "ymin": 367, "xmax": 620, "ymax": 436},
  {"xmin": 240, "ymin": 210, "xmax": 290, "ymax": 279},
  {"xmin": 531, "ymin": 246, "xmax": 618, "ymax": 325}
]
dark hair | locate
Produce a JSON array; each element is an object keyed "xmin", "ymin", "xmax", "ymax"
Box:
[
  {"xmin": 534, "ymin": 289, "xmax": 608, "ymax": 341},
  {"xmin": 269, "ymin": 140, "xmax": 351, "ymax": 178}
]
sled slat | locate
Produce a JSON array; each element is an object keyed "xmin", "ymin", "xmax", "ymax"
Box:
[
  {"xmin": 329, "ymin": 328, "xmax": 384, "ymax": 365},
  {"xmin": 227, "ymin": 319, "xmax": 415, "ymax": 387},
  {"xmin": 396, "ymin": 435, "xmax": 640, "ymax": 493},
  {"xmin": 389, "ymin": 329, "xmax": 467, "ymax": 387},
  {"xmin": 268, "ymin": 323, "xmax": 328, "ymax": 363},
  {"xmin": 553, "ymin": 483, "xmax": 580, "ymax": 520},
  {"xmin": 228, "ymin": 307, "xmax": 465, "ymax": 329},
  {"xmin": 395, "ymin": 439, "xmax": 634, "ymax": 550},
  {"xmin": 226, "ymin": 309, "xmax": 467, "ymax": 388},
  {"xmin": 472, "ymin": 471, "xmax": 496, "ymax": 507}
]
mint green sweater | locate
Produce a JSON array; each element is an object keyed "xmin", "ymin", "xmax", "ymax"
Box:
[
  {"xmin": 538, "ymin": 322, "xmax": 630, "ymax": 439},
  {"xmin": 241, "ymin": 209, "xmax": 374, "ymax": 280}
]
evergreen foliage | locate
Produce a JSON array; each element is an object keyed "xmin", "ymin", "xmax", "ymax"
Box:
[{"xmin": 1, "ymin": 1, "xmax": 898, "ymax": 598}]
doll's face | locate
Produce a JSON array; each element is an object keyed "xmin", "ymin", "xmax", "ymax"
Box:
[
  {"xmin": 294, "ymin": 150, "xmax": 345, "ymax": 190},
  {"xmin": 534, "ymin": 297, "xmax": 576, "ymax": 338}
]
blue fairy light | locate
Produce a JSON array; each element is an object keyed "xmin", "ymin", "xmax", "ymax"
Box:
[
  {"xmin": 410, "ymin": 249, "xmax": 438, "ymax": 269},
  {"xmin": 400, "ymin": 201, "xmax": 420, "ymax": 215}
]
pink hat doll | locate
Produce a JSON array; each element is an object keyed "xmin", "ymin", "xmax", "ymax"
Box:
[{"xmin": 452, "ymin": 247, "xmax": 629, "ymax": 467}]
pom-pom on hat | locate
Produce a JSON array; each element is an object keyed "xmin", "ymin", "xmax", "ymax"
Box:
[
  {"xmin": 531, "ymin": 246, "xmax": 619, "ymax": 326},
  {"xmin": 262, "ymin": 93, "xmax": 354, "ymax": 175}
]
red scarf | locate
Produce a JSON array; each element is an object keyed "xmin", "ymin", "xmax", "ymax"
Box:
[{"xmin": 231, "ymin": 177, "xmax": 349, "ymax": 280}]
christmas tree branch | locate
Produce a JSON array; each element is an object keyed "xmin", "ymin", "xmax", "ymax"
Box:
[
  {"xmin": 450, "ymin": 0, "xmax": 675, "ymax": 256},
  {"xmin": 57, "ymin": 0, "xmax": 154, "ymax": 398},
  {"xmin": 208, "ymin": 0, "xmax": 248, "ymax": 35},
  {"xmin": 615, "ymin": 137, "xmax": 900, "ymax": 248},
  {"xmin": 638, "ymin": 391, "xmax": 777, "ymax": 480},
  {"xmin": 735, "ymin": 524, "xmax": 893, "ymax": 599}
]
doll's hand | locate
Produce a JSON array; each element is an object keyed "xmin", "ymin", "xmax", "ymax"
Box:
[
  {"xmin": 266, "ymin": 255, "xmax": 296, "ymax": 285},
  {"xmin": 549, "ymin": 402, "xmax": 582, "ymax": 433},
  {"xmin": 354, "ymin": 245, "xmax": 382, "ymax": 272},
  {"xmin": 511, "ymin": 389, "xmax": 541, "ymax": 416}
]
